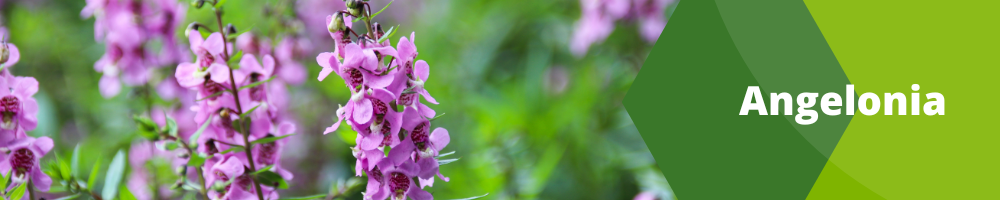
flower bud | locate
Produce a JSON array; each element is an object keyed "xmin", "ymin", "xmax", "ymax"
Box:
[
  {"xmin": 347, "ymin": 0, "xmax": 363, "ymax": 16},
  {"xmin": 225, "ymin": 23, "xmax": 238, "ymax": 36},
  {"xmin": 373, "ymin": 22, "xmax": 384, "ymax": 39},
  {"xmin": 192, "ymin": 0, "xmax": 206, "ymax": 9},
  {"xmin": 328, "ymin": 13, "xmax": 345, "ymax": 33},
  {"xmin": 175, "ymin": 165, "xmax": 188, "ymax": 175},
  {"xmin": 0, "ymin": 44, "xmax": 9, "ymax": 64}
]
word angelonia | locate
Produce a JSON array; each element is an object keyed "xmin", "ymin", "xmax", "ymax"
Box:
[{"xmin": 739, "ymin": 84, "xmax": 945, "ymax": 125}]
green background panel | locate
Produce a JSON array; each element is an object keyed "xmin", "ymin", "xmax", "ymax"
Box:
[{"xmin": 804, "ymin": 0, "xmax": 1000, "ymax": 199}]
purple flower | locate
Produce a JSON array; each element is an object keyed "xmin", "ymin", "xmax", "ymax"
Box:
[
  {"xmin": 570, "ymin": 0, "xmax": 674, "ymax": 57},
  {"xmin": 238, "ymin": 54, "xmax": 275, "ymax": 102},
  {"xmin": 272, "ymin": 37, "xmax": 309, "ymax": 85},
  {"xmin": 380, "ymin": 160, "xmax": 432, "ymax": 200},
  {"xmin": 0, "ymin": 136, "xmax": 53, "ymax": 191},
  {"xmin": 0, "ymin": 75, "xmax": 38, "ymax": 131},
  {"xmin": 634, "ymin": 0, "xmax": 673, "ymax": 42},
  {"xmin": 205, "ymin": 155, "xmax": 276, "ymax": 200},
  {"xmin": 176, "ymin": 31, "xmax": 236, "ymax": 101},
  {"xmin": 250, "ymin": 122, "xmax": 295, "ymax": 180},
  {"xmin": 634, "ymin": 191, "xmax": 658, "ymax": 200}
]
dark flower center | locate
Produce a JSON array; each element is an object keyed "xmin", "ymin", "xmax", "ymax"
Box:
[
  {"xmin": 0, "ymin": 95, "xmax": 19, "ymax": 124},
  {"xmin": 389, "ymin": 172, "xmax": 409, "ymax": 198},
  {"xmin": 344, "ymin": 68, "xmax": 364, "ymax": 89},
  {"xmin": 380, "ymin": 118, "xmax": 394, "ymax": 147},
  {"xmin": 256, "ymin": 134, "xmax": 278, "ymax": 165},
  {"xmin": 10, "ymin": 149, "xmax": 34, "ymax": 176},
  {"xmin": 249, "ymin": 73, "xmax": 266, "ymax": 101},
  {"xmin": 205, "ymin": 139, "xmax": 220, "ymax": 155},
  {"xmin": 370, "ymin": 166, "xmax": 384, "ymax": 185},
  {"xmin": 199, "ymin": 51, "xmax": 216, "ymax": 68},
  {"xmin": 203, "ymin": 76, "xmax": 227, "ymax": 100},
  {"xmin": 372, "ymin": 99, "xmax": 389, "ymax": 115},
  {"xmin": 411, "ymin": 123, "xmax": 429, "ymax": 150}
]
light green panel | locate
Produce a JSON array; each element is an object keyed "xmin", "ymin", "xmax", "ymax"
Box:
[{"xmin": 804, "ymin": 0, "xmax": 1000, "ymax": 199}]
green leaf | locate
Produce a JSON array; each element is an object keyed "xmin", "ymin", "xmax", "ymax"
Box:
[
  {"xmin": 8, "ymin": 182, "xmax": 26, "ymax": 200},
  {"xmin": 249, "ymin": 134, "xmax": 295, "ymax": 145},
  {"xmin": 57, "ymin": 153, "xmax": 72, "ymax": 181},
  {"xmin": 239, "ymin": 104, "xmax": 261, "ymax": 120},
  {"xmin": 451, "ymin": 193, "xmax": 490, "ymax": 200},
  {"xmin": 218, "ymin": 146, "xmax": 244, "ymax": 154},
  {"xmin": 252, "ymin": 165, "xmax": 274, "ymax": 175},
  {"xmin": 214, "ymin": 0, "xmax": 228, "ymax": 8},
  {"xmin": 189, "ymin": 115, "xmax": 214, "ymax": 146},
  {"xmin": 103, "ymin": 150, "xmax": 127, "ymax": 200},
  {"xmin": 237, "ymin": 76, "xmax": 274, "ymax": 91},
  {"xmin": 278, "ymin": 194, "xmax": 327, "ymax": 200},
  {"xmin": 371, "ymin": 0, "xmax": 394, "ymax": 19},
  {"xmin": 165, "ymin": 117, "xmax": 179, "ymax": 137},
  {"xmin": 72, "ymin": 145, "xmax": 82, "ymax": 178},
  {"xmin": 377, "ymin": 25, "xmax": 397, "ymax": 44},
  {"xmin": 160, "ymin": 141, "xmax": 180, "ymax": 151},
  {"xmin": 52, "ymin": 193, "xmax": 82, "ymax": 200},
  {"xmin": 88, "ymin": 155, "xmax": 102, "ymax": 190},
  {"xmin": 429, "ymin": 113, "xmax": 446, "ymax": 121},
  {"xmin": 254, "ymin": 171, "xmax": 289, "ymax": 189},
  {"xmin": 438, "ymin": 158, "xmax": 460, "ymax": 165},
  {"xmin": 133, "ymin": 115, "xmax": 160, "ymax": 140},
  {"xmin": 0, "ymin": 169, "xmax": 8, "ymax": 192},
  {"xmin": 227, "ymin": 50, "xmax": 244, "ymax": 69},
  {"xmin": 119, "ymin": 186, "xmax": 138, "ymax": 200},
  {"xmin": 187, "ymin": 153, "xmax": 210, "ymax": 167},
  {"xmin": 435, "ymin": 151, "xmax": 456, "ymax": 159},
  {"xmin": 196, "ymin": 90, "xmax": 228, "ymax": 101}
]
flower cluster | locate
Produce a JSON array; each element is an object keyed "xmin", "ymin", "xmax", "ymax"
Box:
[
  {"xmin": 174, "ymin": 26, "xmax": 300, "ymax": 199},
  {"xmin": 0, "ymin": 36, "xmax": 55, "ymax": 194},
  {"xmin": 83, "ymin": 0, "xmax": 189, "ymax": 98},
  {"xmin": 571, "ymin": 0, "xmax": 675, "ymax": 57},
  {"xmin": 317, "ymin": 1, "xmax": 451, "ymax": 199}
]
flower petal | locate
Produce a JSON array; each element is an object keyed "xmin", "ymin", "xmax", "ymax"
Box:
[
  {"xmin": 352, "ymin": 98, "xmax": 373, "ymax": 125},
  {"xmin": 388, "ymin": 137, "xmax": 414, "ymax": 165},
  {"xmin": 203, "ymin": 32, "xmax": 226, "ymax": 57},
  {"xmin": 406, "ymin": 182, "xmax": 433, "ymax": 200},
  {"xmin": 31, "ymin": 165, "xmax": 52, "ymax": 191},
  {"xmin": 4, "ymin": 44, "xmax": 19, "ymax": 67},
  {"xmin": 99, "ymin": 75, "xmax": 122, "ymax": 98},
  {"xmin": 414, "ymin": 60, "xmax": 430, "ymax": 81},
  {"xmin": 430, "ymin": 127, "xmax": 450, "ymax": 153}
]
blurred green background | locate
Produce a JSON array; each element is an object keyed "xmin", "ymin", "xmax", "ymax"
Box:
[{"xmin": 1, "ymin": 0, "xmax": 673, "ymax": 199}]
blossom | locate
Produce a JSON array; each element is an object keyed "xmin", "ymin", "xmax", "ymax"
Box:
[
  {"xmin": 380, "ymin": 160, "xmax": 432, "ymax": 200},
  {"xmin": 175, "ymin": 31, "xmax": 236, "ymax": 100},
  {"xmin": 205, "ymin": 155, "xmax": 278, "ymax": 200},
  {"xmin": 250, "ymin": 122, "xmax": 296, "ymax": 180},
  {"xmin": 0, "ymin": 75, "xmax": 38, "ymax": 131},
  {"xmin": 0, "ymin": 136, "xmax": 54, "ymax": 191},
  {"xmin": 570, "ymin": 0, "xmax": 675, "ymax": 57}
]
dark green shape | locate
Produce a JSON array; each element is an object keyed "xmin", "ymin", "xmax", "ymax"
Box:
[
  {"xmin": 623, "ymin": 0, "xmax": 827, "ymax": 199},
  {"xmin": 715, "ymin": 0, "xmax": 853, "ymax": 158}
]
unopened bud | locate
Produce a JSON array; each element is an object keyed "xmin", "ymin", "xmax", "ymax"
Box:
[
  {"xmin": 347, "ymin": 0, "xmax": 363, "ymax": 16},
  {"xmin": 192, "ymin": 0, "xmax": 206, "ymax": 9},
  {"xmin": 0, "ymin": 44, "xmax": 9, "ymax": 64},
  {"xmin": 328, "ymin": 13, "xmax": 345, "ymax": 33},
  {"xmin": 171, "ymin": 180, "xmax": 185, "ymax": 190},
  {"xmin": 175, "ymin": 165, "xmax": 188, "ymax": 175},
  {"xmin": 225, "ymin": 24, "xmax": 238, "ymax": 36},
  {"xmin": 373, "ymin": 22, "xmax": 384, "ymax": 39}
]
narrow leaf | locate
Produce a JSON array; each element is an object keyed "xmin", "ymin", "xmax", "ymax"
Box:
[
  {"xmin": 53, "ymin": 193, "xmax": 82, "ymax": 200},
  {"xmin": 278, "ymin": 194, "xmax": 327, "ymax": 200},
  {"xmin": 435, "ymin": 151, "xmax": 456, "ymax": 159},
  {"xmin": 166, "ymin": 117, "xmax": 179, "ymax": 137},
  {"xmin": 451, "ymin": 193, "xmax": 489, "ymax": 200},
  {"xmin": 189, "ymin": 115, "xmax": 214, "ymax": 145},
  {"xmin": 102, "ymin": 150, "xmax": 127, "ymax": 200},
  {"xmin": 249, "ymin": 134, "xmax": 295, "ymax": 145},
  {"xmin": 215, "ymin": 0, "xmax": 228, "ymax": 8},
  {"xmin": 0, "ymin": 169, "xmax": 8, "ymax": 193},
  {"xmin": 88, "ymin": 155, "xmax": 102, "ymax": 190},
  {"xmin": 252, "ymin": 165, "xmax": 274, "ymax": 175},
  {"xmin": 8, "ymin": 182, "xmax": 26, "ymax": 200},
  {"xmin": 239, "ymin": 104, "xmax": 262, "ymax": 120},
  {"xmin": 72, "ymin": 145, "xmax": 81, "ymax": 177},
  {"xmin": 254, "ymin": 171, "xmax": 289, "ymax": 189},
  {"xmin": 377, "ymin": 25, "xmax": 397, "ymax": 44},
  {"xmin": 218, "ymin": 146, "xmax": 244, "ymax": 155},
  {"xmin": 438, "ymin": 158, "xmax": 460, "ymax": 165},
  {"xmin": 196, "ymin": 90, "xmax": 228, "ymax": 101},
  {"xmin": 237, "ymin": 76, "xmax": 274, "ymax": 91},
  {"xmin": 371, "ymin": 0, "xmax": 394, "ymax": 19}
]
